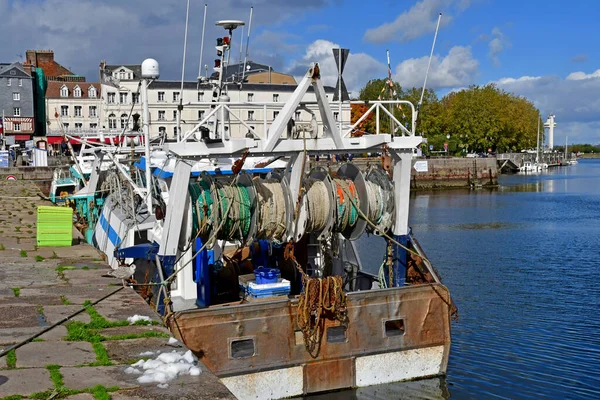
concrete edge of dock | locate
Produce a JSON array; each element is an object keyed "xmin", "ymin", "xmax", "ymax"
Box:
[{"xmin": 0, "ymin": 180, "xmax": 235, "ymax": 400}]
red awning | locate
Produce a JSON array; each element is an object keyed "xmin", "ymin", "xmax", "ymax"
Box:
[
  {"xmin": 14, "ymin": 134, "xmax": 31, "ymax": 141},
  {"xmin": 47, "ymin": 136, "xmax": 64, "ymax": 144}
]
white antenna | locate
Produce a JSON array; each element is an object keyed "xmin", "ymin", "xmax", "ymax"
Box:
[
  {"xmin": 241, "ymin": 7, "xmax": 253, "ymax": 83},
  {"xmin": 238, "ymin": 25, "xmax": 244, "ymax": 77},
  {"xmin": 177, "ymin": 0, "xmax": 191, "ymax": 143},
  {"xmin": 197, "ymin": 4, "xmax": 208, "ymax": 81},
  {"xmin": 416, "ymin": 12, "xmax": 442, "ymax": 125}
]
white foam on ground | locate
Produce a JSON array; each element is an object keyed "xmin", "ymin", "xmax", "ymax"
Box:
[
  {"xmin": 140, "ymin": 351, "xmax": 155, "ymax": 356},
  {"xmin": 157, "ymin": 383, "xmax": 169, "ymax": 389},
  {"xmin": 167, "ymin": 337, "xmax": 179, "ymax": 345},
  {"xmin": 127, "ymin": 315, "xmax": 153, "ymax": 324},
  {"xmin": 127, "ymin": 349, "xmax": 201, "ymax": 385}
]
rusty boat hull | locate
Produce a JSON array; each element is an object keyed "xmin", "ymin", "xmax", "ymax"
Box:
[{"xmin": 167, "ymin": 283, "xmax": 452, "ymax": 399}]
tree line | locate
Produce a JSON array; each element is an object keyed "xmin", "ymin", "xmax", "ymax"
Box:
[{"xmin": 351, "ymin": 79, "xmax": 545, "ymax": 155}]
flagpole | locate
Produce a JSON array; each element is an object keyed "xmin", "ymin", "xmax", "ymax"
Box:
[
  {"xmin": 338, "ymin": 47, "xmax": 342, "ymax": 134},
  {"xmin": 416, "ymin": 12, "xmax": 442, "ymax": 130}
]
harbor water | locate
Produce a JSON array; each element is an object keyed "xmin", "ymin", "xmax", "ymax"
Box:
[{"xmin": 331, "ymin": 158, "xmax": 600, "ymax": 399}]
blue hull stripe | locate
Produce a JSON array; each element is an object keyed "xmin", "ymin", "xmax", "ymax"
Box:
[{"xmin": 99, "ymin": 213, "xmax": 122, "ymax": 247}]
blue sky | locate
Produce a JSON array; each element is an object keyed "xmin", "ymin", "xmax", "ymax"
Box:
[{"xmin": 1, "ymin": 0, "xmax": 599, "ymax": 143}]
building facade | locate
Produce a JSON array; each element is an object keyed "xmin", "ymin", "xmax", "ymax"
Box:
[
  {"xmin": 97, "ymin": 62, "xmax": 350, "ymax": 140},
  {"xmin": 0, "ymin": 62, "xmax": 35, "ymax": 139},
  {"xmin": 45, "ymin": 81, "xmax": 102, "ymax": 138}
]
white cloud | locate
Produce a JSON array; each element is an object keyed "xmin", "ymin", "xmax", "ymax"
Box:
[
  {"xmin": 0, "ymin": 0, "xmax": 331, "ymax": 81},
  {"xmin": 393, "ymin": 46, "xmax": 479, "ymax": 89},
  {"xmin": 364, "ymin": 0, "xmax": 451, "ymax": 43},
  {"xmin": 496, "ymin": 71, "xmax": 600, "ymax": 143},
  {"xmin": 488, "ymin": 27, "xmax": 510, "ymax": 66},
  {"xmin": 286, "ymin": 40, "xmax": 386, "ymax": 96},
  {"xmin": 566, "ymin": 69, "xmax": 600, "ymax": 80}
]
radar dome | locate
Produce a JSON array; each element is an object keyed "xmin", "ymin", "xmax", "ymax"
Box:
[{"xmin": 141, "ymin": 58, "xmax": 160, "ymax": 79}]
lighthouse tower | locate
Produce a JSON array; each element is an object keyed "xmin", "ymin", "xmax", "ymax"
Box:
[{"xmin": 544, "ymin": 114, "xmax": 556, "ymax": 150}]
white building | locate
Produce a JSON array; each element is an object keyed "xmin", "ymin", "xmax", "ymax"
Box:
[
  {"xmin": 98, "ymin": 62, "xmax": 350, "ymax": 140},
  {"xmin": 45, "ymin": 81, "xmax": 102, "ymax": 149}
]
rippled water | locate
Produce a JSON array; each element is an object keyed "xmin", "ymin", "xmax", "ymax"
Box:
[{"xmin": 348, "ymin": 159, "xmax": 600, "ymax": 399}]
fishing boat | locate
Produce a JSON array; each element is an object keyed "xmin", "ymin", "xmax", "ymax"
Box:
[{"xmin": 60, "ymin": 11, "xmax": 456, "ymax": 399}]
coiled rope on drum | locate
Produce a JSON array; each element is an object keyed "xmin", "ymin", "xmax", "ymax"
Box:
[
  {"xmin": 305, "ymin": 179, "xmax": 330, "ymax": 233},
  {"xmin": 216, "ymin": 183, "xmax": 252, "ymax": 241},
  {"xmin": 254, "ymin": 178, "xmax": 287, "ymax": 242},
  {"xmin": 333, "ymin": 178, "xmax": 359, "ymax": 232},
  {"xmin": 189, "ymin": 180, "xmax": 214, "ymax": 237},
  {"xmin": 366, "ymin": 180, "xmax": 384, "ymax": 225},
  {"xmin": 189, "ymin": 180, "xmax": 252, "ymax": 241}
]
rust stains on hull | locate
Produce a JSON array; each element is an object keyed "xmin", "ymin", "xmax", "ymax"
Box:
[{"xmin": 167, "ymin": 283, "xmax": 451, "ymax": 393}]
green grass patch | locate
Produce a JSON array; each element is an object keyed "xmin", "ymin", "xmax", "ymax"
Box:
[
  {"xmin": 11, "ymin": 287, "xmax": 20, "ymax": 297},
  {"xmin": 0, "ymin": 243, "xmax": 5, "ymax": 251},
  {"xmin": 14, "ymin": 227, "xmax": 20, "ymax": 232},
  {"xmin": 34, "ymin": 255, "xmax": 45, "ymax": 262},
  {"xmin": 89, "ymin": 342, "xmax": 112, "ymax": 366},
  {"xmin": 37, "ymin": 305, "xmax": 44, "ymax": 314},
  {"xmin": 49, "ymin": 251, "xmax": 59, "ymax": 259},
  {"xmin": 82, "ymin": 266, "xmax": 89, "ymax": 270},
  {"xmin": 0, "ymin": 395, "xmax": 24, "ymax": 400},
  {"xmin": 56, "ymin": 265, "xmax": 75, "ymax": 281},
  {"xmin": 28, "ymin": 210, "xmax": 33, "ymax": 215},
  {"xmin": 31, "ymin": 338, "xmax": 44, "ymax": 342},
  {"xmin": 19, "ymin": 250, "xmax": 26, "ymax": 257},
  {"xmin": 6, "ymin": 349, "xmax": 16, "ymax": 369},
  {"xmin": 89, "ymin": 385, "xmax": 119, "ymax": 400},
  {"xmin": 60, "ymin": 295, "xmax": 72, "ymax": 305}
]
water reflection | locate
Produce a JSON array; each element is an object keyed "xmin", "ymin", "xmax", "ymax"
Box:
[
  {"xmin": 300, "ymin": 377, "xmax": 450, "ymax": 400},
  {"xmin": 347, "ymin": 159, "xmax": 600, "ymax": 399}
]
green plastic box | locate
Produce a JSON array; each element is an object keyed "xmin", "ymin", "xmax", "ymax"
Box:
[{"xmin": 37, "ymin": 206, "xmax": 73, "ymax": 247}]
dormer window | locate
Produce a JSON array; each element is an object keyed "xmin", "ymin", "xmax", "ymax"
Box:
[
  {"xmin": 73, "ymin": 86, "xmax": 81, "ymax": 97},
  {"xmin": 88, "ymin": 86, "xmax": 97, "ymax": 98},
  {"xmin": 60, "ymin": 86, "xmax": 69, "ymax": 97}
]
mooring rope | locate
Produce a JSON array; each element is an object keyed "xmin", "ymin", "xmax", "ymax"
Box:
[
  {"xmin": 254, "ymin": 178, "xmax": 287, "ymax": 241},
  {"xmin": 333, "ymin": 178, "xmax": 359, "ymax": 232},
  {"xmin": 305, "ymin": 179, "xmax": 330, "ymax": 233}
]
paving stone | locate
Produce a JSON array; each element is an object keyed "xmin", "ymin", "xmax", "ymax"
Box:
[
  {"xmin": 105, "ymin": 337, "xmax": 177, "ymax": 364},
  {"xmin": 100, "ymin": 325, "xmax": 170, "ymax": 338},
  {"xmin": 64, "ymin": 269, "xmax": 120, "ymax": 286},
  {"xmin": 38, "ymin": 325, "xmax": 68, "ymax": 341},
  {"xmin": 0, "ymin": 305, "xmax": 41, "ymax": 329},
  {"xmin": 64, "ymin": 394, "xmax": 95, "ymax": 400},
  {"xmin": 43, "ymin": 305, "xmax": 92, "ymax": 324},
  {"xmin": 16, "ymin": 341, "xmax": 96, "ymax": 367},
  {"xmin": 0, "ymin": 352, "xmax": 6, "ymax": 369},
  {"xmin": 94, "ymin": 292, "xmax": 161, "ymax": 324},
  {"xmin": 110, "ymin": 393, "xmax": 146, "ymax": 400},
  {"xmin": 0, "ymin": 368, "xmax": 53, "ymax": 396},
  {"xmin": 19, "ymin": 286, "xmax": 112, "ymax": 305},
  {"xmin": 61, "ymin": 366, "xmax": 139, "ymax": 390}
]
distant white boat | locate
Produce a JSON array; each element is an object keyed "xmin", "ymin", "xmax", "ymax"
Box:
[{"xmin": 520, "ymin": 161, "xmax": 541, "ymax": 172}]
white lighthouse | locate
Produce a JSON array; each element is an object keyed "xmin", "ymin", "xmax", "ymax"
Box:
[{"xmin": 544, "ymin": 114, "xmax": 556, "ymax": 150}]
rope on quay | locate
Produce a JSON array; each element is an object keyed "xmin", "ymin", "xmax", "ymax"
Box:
[{"xmin": 0, "ymin": 286, "xmax": 125, "ymax": 359}]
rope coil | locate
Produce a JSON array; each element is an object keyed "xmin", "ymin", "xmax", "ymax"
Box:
[
  {"xmin": 189, "ymin": 180, "xmax": 252, "ymax": 241},
  {"xmin": 333, "ymin": 178, "xmax": 359, "ymax": 232},
  {"xmin": 305, "ymin": 179, "xmax": 330, "ymax": 233},
  {"xmin": 254, "ymin": 178, "xmax": 287, "ymax": 241},
  {"xmin": 366, "ymin": 180, "xmax": 384, "ymax": 225}
]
